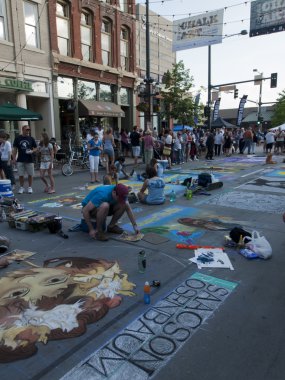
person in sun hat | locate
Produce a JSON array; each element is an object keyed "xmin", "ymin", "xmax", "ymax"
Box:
[{"xmin": 81, "ymin": 183, "xmax": 139, "ymax": 241}]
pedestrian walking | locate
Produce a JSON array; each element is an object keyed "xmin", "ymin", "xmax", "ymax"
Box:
[
  {"xmin": 142, "ymin": 129, "xmax": 155, "ymax": 165},
  {"xmin": 12, "ymin": 124, "xmax": 37, "ymax": 194},
  {"xmin": 102, "ymin": 127, "xmax": 116, "ymax": 174}
]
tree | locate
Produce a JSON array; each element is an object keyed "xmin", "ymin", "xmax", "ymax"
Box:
[
  {"xmin": 271, "ymin": 90, "xmax": 285, "ymax": 127},
  {"xmin": 161, "ymin": 61, "xmax": 200, "ymax": 127}
]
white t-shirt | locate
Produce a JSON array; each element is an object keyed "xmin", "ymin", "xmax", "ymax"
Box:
[
  {"xmin": 266, "ymin": 132, "xmax": 275, "ymax": 144},
  {"xmin": 0, "ymin": 140, "xmax": 12, "ymax": 161}
]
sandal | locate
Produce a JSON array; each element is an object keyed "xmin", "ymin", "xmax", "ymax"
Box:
[
  {"xmin": 48, "ymin": 189, "xmax": 56, "ymax": 194},
  {"xmin": 44, "ymin": 187, "xmax": 49, "ymax": 193}
]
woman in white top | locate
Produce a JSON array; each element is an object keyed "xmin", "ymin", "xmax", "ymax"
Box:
[
  {"xmin": 162, "ymin": 130, "xmax": 173, "ymax": 168},
  {"xmin": 0, "ymin": 132, "xmax": 16, "ymax": 186},
  {"xmin": 38, "ymin": 132, "xmax": 55, "ymax": 193}
]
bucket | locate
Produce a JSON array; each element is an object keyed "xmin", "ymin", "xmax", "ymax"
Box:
[
  {"xmin": 47, "ymin": 217, "xmax": 62, "ymax": 234},
  {"xmin": 0, "ymin": 180, "xmax": 14, "ymax": 197}
]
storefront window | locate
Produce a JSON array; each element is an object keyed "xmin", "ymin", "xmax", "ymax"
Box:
[
  {"xmin": 57, "ymin": 76, "xmax": 73, "ymax": 98},
  {"xmin": 78, "ymin": 80, "xmax": 96, "ymax": 100},
  {"xmin": 99, "ymin": 84, "xmax": 112, "ymax": 102},
  {"xmin": 120, "ymin": 27, "xmax": 129, "ymax": 71}
]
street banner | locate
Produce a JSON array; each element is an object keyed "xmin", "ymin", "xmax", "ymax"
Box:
[
  {"xmin": 236, "ymin": 95, "xmax": 248, "ymax": 126},
  {"xmin": 250, "ymin": 0, "xmax": 285, "ymax": 37},
  {"xmin": 212, "ymin": 98, "xmax": 221, "ymax": 121},
  {"xmin": 173, "ymin": 9, "xmax": 224, "ymax": 51}
]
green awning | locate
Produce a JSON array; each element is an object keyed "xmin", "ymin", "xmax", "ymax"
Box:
[{"xmin": 0, "ymin": 103, "xmax": 43, "ymax": 121}]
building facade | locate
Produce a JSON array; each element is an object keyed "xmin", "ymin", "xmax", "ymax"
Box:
[
  {"xmin": 48, "ymin": 0, "xmax": 137, "ymax": 145},
  {"xmin": 0, "ymin": 0, "xmax": 54, "ymax": 141}
]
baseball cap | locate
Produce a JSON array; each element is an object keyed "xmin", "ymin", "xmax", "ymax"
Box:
[{"xmin": 115, "ymin": 184, "xmax": 129, "ymax": 204}]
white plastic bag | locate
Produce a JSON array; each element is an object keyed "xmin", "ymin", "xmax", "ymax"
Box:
[{"xmin": 245, "ymin": 230, "xmax": 272, "ymax": 259}]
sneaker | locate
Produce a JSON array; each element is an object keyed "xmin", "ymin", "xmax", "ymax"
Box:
[
  {"xmin": 96, "ymin": 231, "xmax": 109, "ymax": 241},
  {"xmin": 27, "ymin": 187, "xmax": 33, "ymax": 194},
  {"xmin": 107, "ymin": 225, "xmax": 124, "ymax": 234},
  {"xmin": 18, "ymin": 187, "xmax": 24, "ymax": 194}
]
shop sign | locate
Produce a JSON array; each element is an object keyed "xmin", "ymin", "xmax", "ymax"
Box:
[{"xmin": 0, "ymin": 77, "xmax": 33, "ymax": 92}]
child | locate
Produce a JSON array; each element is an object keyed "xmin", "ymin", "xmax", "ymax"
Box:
[
  {"xmin": 103, "ymin": 164, "xmax": 118, "ymax": 185},
  {"xmin": 114, "ymin": 156, "xmax": 130, "ymax": 180}
]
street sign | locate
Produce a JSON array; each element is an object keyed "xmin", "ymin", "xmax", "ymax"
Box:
[
  {"xmin": 254, "ymin": 75, "xmax": 262, "ymax": 85},
  {"xmin": 219, "ymin": 85, "xmax": 236, "ymax": 92}
]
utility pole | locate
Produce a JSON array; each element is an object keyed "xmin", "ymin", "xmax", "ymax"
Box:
[{"xmin": 145, "ymin": 0, "xmax": 153, "ymax": 130}]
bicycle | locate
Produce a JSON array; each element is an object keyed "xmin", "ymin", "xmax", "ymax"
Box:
[{"xmin": 62, "ymin": 138, "xmax": 90, "ymax": 176}]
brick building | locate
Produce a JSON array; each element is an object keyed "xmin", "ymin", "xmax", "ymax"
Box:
[{"xmin": 48, "ymin": 0, "xmax": 137, "ymax": 144}]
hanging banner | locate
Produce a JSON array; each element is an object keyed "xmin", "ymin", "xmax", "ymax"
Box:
[
  {"xmin": 173, "ymin": 9, "xmax": 224, "ymax": 51},
  {"xmin": 250, "ymin": 0, "xmax": 285, "ymax": 37},
  {"xmin": 212, "ymin": 98, "xmax": 221, "ymax": 121},
  {"xmin": 236, "ymin": 95, "xmax": 248, "ymax": 126}
]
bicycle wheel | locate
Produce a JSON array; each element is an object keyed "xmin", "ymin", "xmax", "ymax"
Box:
[
  {"xmin": 85, "ymin": 159, "xmax": 90, "ymax": 170},
  {"xmin": 62, "ymin": 163, "xmax": 73, "ymax": 176}
]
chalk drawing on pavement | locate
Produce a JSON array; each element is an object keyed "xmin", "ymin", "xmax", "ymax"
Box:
[
  {"xmin": 240, "ymin": 177, "xmax": 285, "ymax": 194},
  {"xmin": 0, "ymin": 257, "xmax": 135, "ymax": 363},
  {"xmin": 203, "ymin": 190, "xmax": 285, "ymax": 214},
  {"xmin": 61, "ymin": 273, "xmax": 237, "ymax": 380}
]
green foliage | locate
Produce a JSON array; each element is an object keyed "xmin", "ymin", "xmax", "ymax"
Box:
[
  {"xmin": 271, "ymin": 90, "xmax": 285, "ymax": 127},
  {"xmin": 161, "ymin": 61, "xmax": 200, "ymax": 126}
]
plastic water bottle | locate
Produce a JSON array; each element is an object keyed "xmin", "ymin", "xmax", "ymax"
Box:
[
  {"xmin": 169, "ymin": 189, "xmax": 176, "ymax": 202},
  {"xmin": 144, "ymin": 281, "xmax": 151, "ymax": 304},
  {"xmin": 133, "ymin": 170, "xmax": 137, "ymax": 180},
  {"xmin": 138, "ymin": 250, "xmax": 146, "ymax": 273}
]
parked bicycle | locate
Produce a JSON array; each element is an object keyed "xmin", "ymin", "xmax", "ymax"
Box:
[{"xmin": 62, "ymin": 138, "xmax": 90, "ymax": 176}]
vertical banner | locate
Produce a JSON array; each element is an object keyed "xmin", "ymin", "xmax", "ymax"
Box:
[
  {"xmin": 194, "ymin": 93, "xmax": 200, "ymax": 125},
  {"xmin": 236, "ymin": 95, "xmax": 248, "ymax": 126},
  {"xmin": 212, "ymin": 98, "xmax": 221, "ymax": 121}
]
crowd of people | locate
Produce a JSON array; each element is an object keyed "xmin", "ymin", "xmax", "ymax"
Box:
[{"xmin": 0, "ymin": 123, "xmax": 284, "ymax": 241}]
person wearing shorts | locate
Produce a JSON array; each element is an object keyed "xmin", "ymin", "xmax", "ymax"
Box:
[
  {"xmin": 130, "ymin": 126, "xmax": 141, "ymax": 166},
  {"xmin": 12, "ymin": 125, "xmax": 37, "ymax": 194},
  {"xmin": 88, "ymin": 131, "xmax": 102, "ymax": 183},
  {"xmin": 38, "ymin": 132, "xmax": 55, "ymax": 194},
  {"xmin": 102, "ymin": 128, "xmax": 115, "ymax": 174}
]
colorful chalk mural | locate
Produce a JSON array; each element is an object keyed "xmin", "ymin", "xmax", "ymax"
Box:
[
  {"xmin": 240, "ymin": 177, "xmax": 285, "ymax": 194},
  {"xmin": 0, "ymin": 257, "xmax": 135, "ymax": 362},
  {"xmin": 204, "ymin": 190, "xmax": 285, "ymax": 214},
  {"xmin": 122, "ymin": 206, "xmax": 244, "ymax": 245}
]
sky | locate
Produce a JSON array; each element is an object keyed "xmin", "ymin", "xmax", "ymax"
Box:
[{"xmin": 137, "ymin": 0, "xmax": 285, "ymax": 110}]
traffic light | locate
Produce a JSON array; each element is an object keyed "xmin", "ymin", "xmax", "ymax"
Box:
[
  {"xmin": 234, "ymin": 89, "xmax": 239, "ymax": 99},
  {"xmin": 270, "ymin": 73, "xmax": 277, "ymax": 88},
  {"xmin": 257, "ymin": 116, "xmax": 264, "ymax": 125}
]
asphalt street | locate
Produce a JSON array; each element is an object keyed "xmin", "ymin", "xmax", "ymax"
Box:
[{"xmin": 0, "ymin": 148, "xmax": 285, "ymax": 380}]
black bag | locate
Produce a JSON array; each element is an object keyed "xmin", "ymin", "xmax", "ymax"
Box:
[
  {"xmin": 198, "ymin": 173, "xmax": 212, "ymax": 187},
  {"xmin": 230, "ymin": 227, "xmax": 251, "ymax": 244},
  {"xmin": 182, "ymin": 177, "xmax": 192, "ymax": 186}
]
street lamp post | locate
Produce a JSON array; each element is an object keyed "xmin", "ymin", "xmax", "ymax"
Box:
[
  {"xmin": 253, "ymin": 68, "xmax": 263, "ymax": 129},
  {"xmin": 145, "ymin": 0, "xmax": 153, "ymax": 130},
  {"xmin": 207, "ymin": 30, "xmax": 248, "ymax": 129}
]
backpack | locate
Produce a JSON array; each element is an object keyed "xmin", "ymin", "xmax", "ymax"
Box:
[
  {"xmin": 230, "ymin": 227, "xmax": 251, "ymax": 244},
  {"xmin": 198, "ymin": 173, "xmax": 212, "ymax": 187}
]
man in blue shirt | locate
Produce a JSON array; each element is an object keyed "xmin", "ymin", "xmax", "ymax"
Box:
[{"xmin": 82, "ymin": 184, "xmax": 139, "ymax": 241}]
